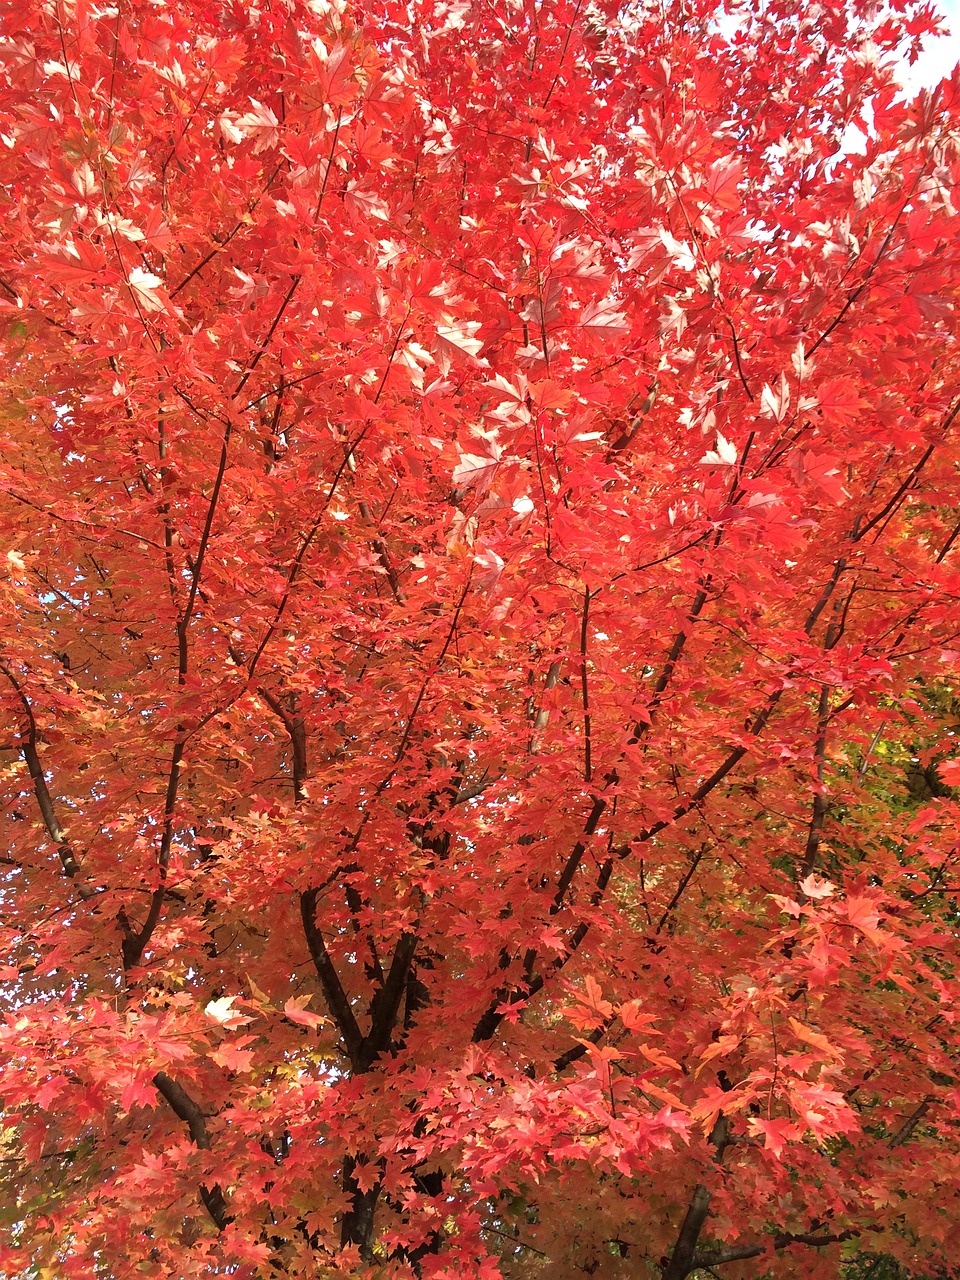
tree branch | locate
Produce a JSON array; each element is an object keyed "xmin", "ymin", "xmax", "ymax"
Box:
[
  {"xmin": 123, "ymin": 420, "xmax": 233, "ymax": 970},
  {"xmin": 661, "ymin": 1114, "xmax": 729, "ymax": 1280},
  {"xmin": 691, "ymin": 1229, "xmax": 859, "ymax": 1271},
  {"xmin": 365, "ymin": 931, "xmax": 419, "ymax": 1066},
  {"xmin": 152, "ymin": 1071, "xmax": 230, "ymax": 1230},
  {"xmin": 888, "ymin": 1095, "xmax": 933, "ymax": 1148},
  {"xmin": 300, "ymin": 888, "xmax": 365, "ymax": 1064},
  {"xmin": 1, "ymin": 662, "xmax": 93, "ymax": 895}
]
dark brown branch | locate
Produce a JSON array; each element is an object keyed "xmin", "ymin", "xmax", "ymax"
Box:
[
  {"xmin": 0, "ymin": 272, "xmax": 81, "ymax": 338},
  {"xmin": 888, "ymin": 1095, "xmax": 933, "ymax": 1148},
  {"xmin": 541, "ymin": 0, "xmax": 584, "ymax": 107},
  {"xmin": 364, "ymin": 931, "xmax": 419, "ymax": 1067},
  {"xmin": 579, "ymin": 586, "xmax": 593, "ymax": 783},
  {"xmin": 607, "ymin": 379, "xmax": 659, "ymax": 453},
  {"xmin": 153, "ymin": 1071, "xmax": 212, "ymax": 1147},
  {"xmin": 472, "ymin": 692, "xmax": 782, "ymax": 1042},
  {"xmin": 803, "ymin": 557, "xmax": 846, "ymax": 637},
  {"xmin": 300, "ymin": 888, "xmax": 365, "ymax": 1064},
  {"xmin": 258, "ymin": 685, "xmax": 308, "ymax": 804},
  {"xmin": 630, "ymin": 573, "xmax": 714, "ymax": 742},
  {"xmin": 5, "ymin": 487, "xmax": 165, "ymax": 551},
  {"xmin": 123, "ymin": 421, "xmax": 233, "ymax": 970},
  {"xmin": 724, "ymin": 314, "xmax": 755, "ymax": 400},
  {"xmin": 691, "ymin": 1229, "xmax": 858, "ymax": 1271},
  {"xmin": 474, "ymin": 444, "xmax": 932, "ymax": 1041},
  {"xmin": 152, "ymin": 1071, "xmax": 230, "ymax": 1230},
  {"xmin": 299, "ymin": 566, "xmax": 471, "ymax": 1069},
  {"xmin": 655, "ymin": 845, "xmax": 709, "ymax": 936},
  {"xmin": 552, "ymin": 793, "xmax": 608, "ymax": 910},
  {"xmin": 806, "ymin": 151, "xmax": 931, "ymax": 357},
  {"xmin": 451, "ymin": 772, "xmax": 502, "ymax": 805},
  {"xmin": 169, "ymin": 160, "xmax": 287, "ymax": 297},
  {"xmin": 1, "ymin": 662, "xmax": 92, "ymax": 895},
  {"xmin": 553, "ymin": 1019, "xmax": 610, "ymax": 1073},
  {"xmin": 339, "ymin": 1153, "xmax": 380, "ymax": 1256},
  {"xmin": 246, "ymin": 312, "xmax": 411, "ymax": 680},
  {"xmin": 548, "ymin": 536, "xmax": 726, "ymax": 920},
  {"xmin": 800, "ymin": 682, "xmax": 830, "ymax": 880},
  {"xmin": 661, "ymin": 1114, "xmax": 730, "ymax": 1280},
  {"xmin": 232, "ymin": 275, "xmax": 300, "ymax": 399},
  {"xmin": 359, "ymin": 500, "xmax": 406, "ymax": 604}
]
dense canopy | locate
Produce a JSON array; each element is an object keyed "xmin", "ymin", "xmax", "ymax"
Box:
[{"xmin": 2, "ymin": 0, "xmax": 960, "ymax": 1276}]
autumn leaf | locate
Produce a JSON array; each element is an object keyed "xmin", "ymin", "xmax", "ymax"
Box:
[
  {"xmin": 697, "ymin": 156, "xmax": 744, "ymax": 210},
  {"xmin": 815, "ymin": 377, "xmax": 866, "ymax": 425},
  {"xmin": 618, "ymin": 1000, "xmax": 660, "ymax": 1033},
  {"xmin": 472, "ymin": 544, "xmax": 504, "ymax": 591},
  {"xmin": 790, "ymin": 449, "xmax": 848, "ymax": 502},
  {"xmin": 799, "ymin": 874, "xmax": 835, "ymax": 899},
  {"xmin": 205, "ymin": 996, "xmax": 254, "ymax": 1029},
  {"xmin": 748, "ymin": 1116, "xmax": 800, "ymax": 1158},
  {"xmin": 844, "ymin": 895, "xmax": 886, "ymax": 944},
  {"xmin": 786, "ymin": 1016, "xmax": 840, "ymax": 1059},
  {"xmin": 578, "ymin": 300, "xmax": 629, "ymax": 342},
  {"xmin": 2, "ymin": 0, "xmax": 958, "ymax": 1274},
  {"xmin": 233, "ymin": 98, "xmax": 282, "ymax": 150},
  {"xmin": 211, "ymin": 1042, "xmax": 257, "ymax": 1072},
  {"xmin": 126, "ymin": 267, "xmax": 168, "ymax": 314},
  {"xmin": 700, "ymin": 433, "xmax": 739, "ymax": 465},
  {"xmin": 435, "ymin": 322, "xmax": 484, "ymax": 372},
  {"xmin": 452, "ymin": 441, "xmax": 501, "ymax": 494},
  {"xmin": 760, "ymin": 373, "xmax": 791, "ymax": 424},
  {"xmin": 120, "ymin": 1075, "xmax": 160, "ymax": 1113},
  {"xmin": 283, "ymin": 996, "xmax": 327, "ymax": 1030}
]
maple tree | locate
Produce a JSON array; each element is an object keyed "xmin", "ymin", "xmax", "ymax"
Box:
[{"xmin": 2, "ymin": 0, "xmax": 960, "ymax": 1276}]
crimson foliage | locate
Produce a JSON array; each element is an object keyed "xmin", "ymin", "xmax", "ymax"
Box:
[{"xmin": 2, "ymin": 1, "xmax": 960, "ymax": 1277}]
